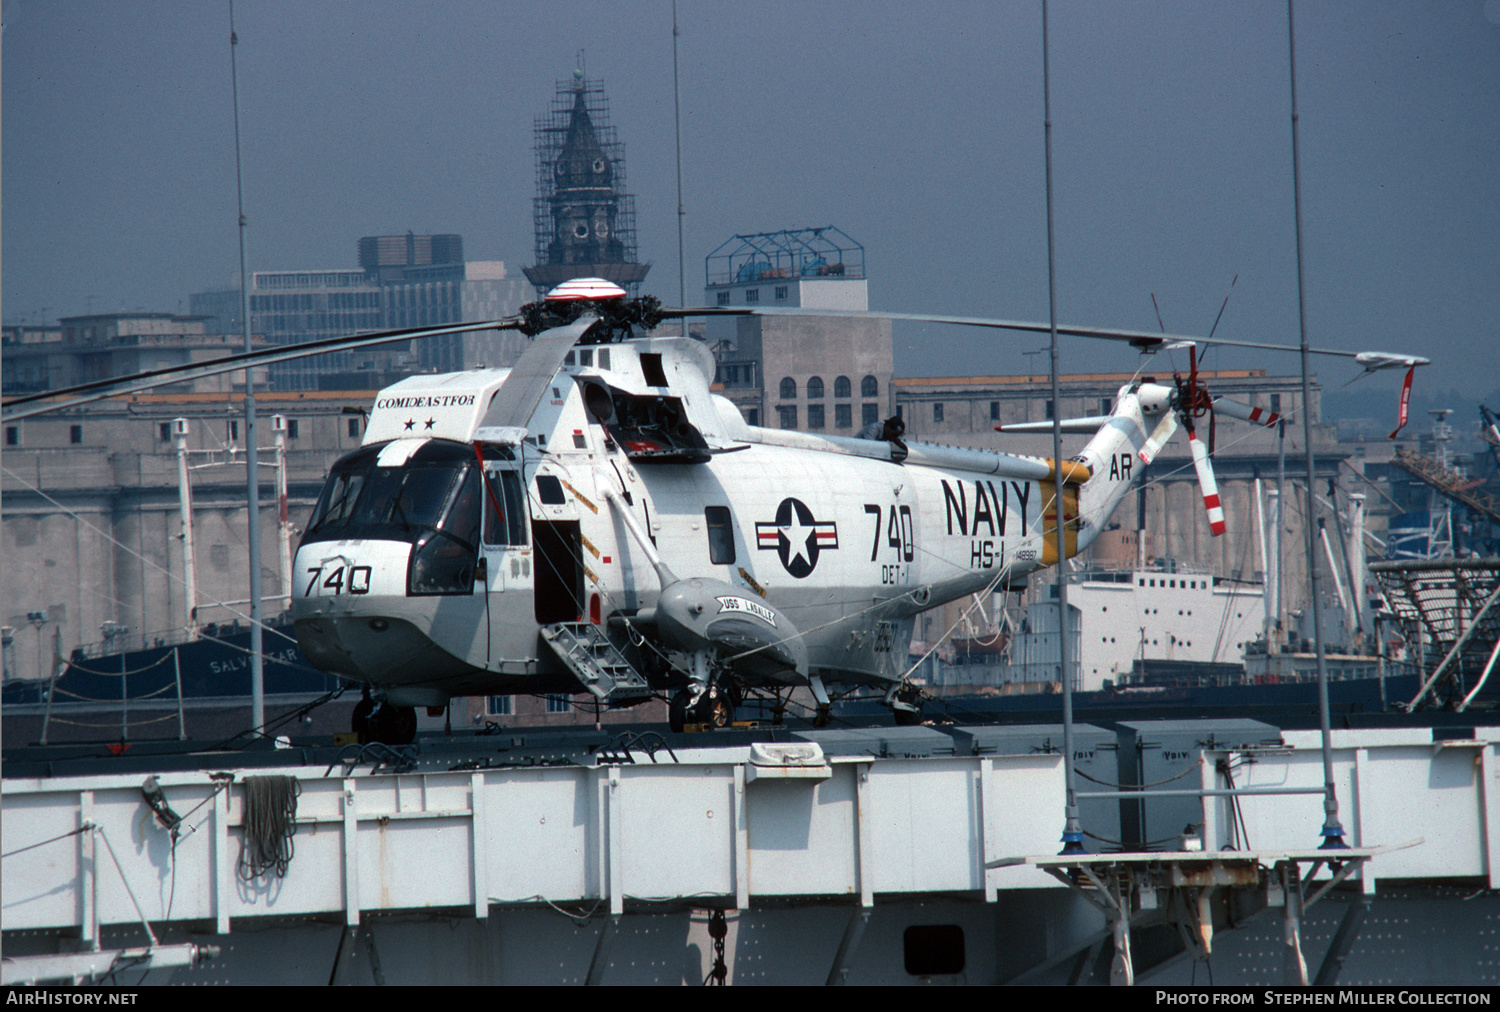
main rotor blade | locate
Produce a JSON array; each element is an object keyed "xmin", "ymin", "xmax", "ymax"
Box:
[
  {"xmin": 1137, "ymin": 411, "xmax": 1179, "ymax": 465},
  {"xmin": 665, "ymin": 306, "xmax": 1375, "ymax": 360},
  {"xmin": 1189, "ymin": 434, "xmax": 1227, "ymax": 537},
  {"xmin": 473, "ymin": 316, "xmax": 597, "ymax": 439},
  {"xmin": 2, "ymin": 318, "xmax": 523, "ymax": 422}
]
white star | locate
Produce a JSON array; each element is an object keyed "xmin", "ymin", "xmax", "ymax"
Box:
[{"xmin": 780, "ymin": 510, "xmax": 814, "ymax": 569}]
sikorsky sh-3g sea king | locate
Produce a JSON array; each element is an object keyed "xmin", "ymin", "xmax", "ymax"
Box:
[
  {"xmin": 0, "ymin": 277, "xmax": 1429, "ymax": 743},
  {"xmin": 284, "ymin": 276, "xmax": 1375, "ymax": 742}
]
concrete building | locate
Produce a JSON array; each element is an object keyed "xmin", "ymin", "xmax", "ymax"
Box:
[
  {"xmin": 3, "ymin": 314, "xmax": 257, "ymax": 398},
  {"xmin": 190, "ymin": 235, "xmax": 533, "ymax": 390},
  {"xmin": 2, "ymin": 391, "xmax": 369, "ymax": 681},
  {"xmin": 704, "ymin": 227, "xmax": 893, "ymax": 431}
]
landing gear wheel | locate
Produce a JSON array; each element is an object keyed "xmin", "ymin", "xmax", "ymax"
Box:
[
  {"xmin": 703, "ymin": 689, "xmax": 734, "ymax": 729},
  {"xmin": 352, "ymin": 694, "xmax": 376, "ymax": 743},
  {"xmin": 362, "ymin": 701, "xmax": 418, "ymax": 745},
  {"xmin": 669, "ymin": 690, "xmax": 690, "ymax": 733},
  {"xmin": 385, "ymin": 704, "xmax": 418, "ymax": 744},
  {"xmin": 668, "ymin": 687, "xmax": 734, "ymax": 732}
]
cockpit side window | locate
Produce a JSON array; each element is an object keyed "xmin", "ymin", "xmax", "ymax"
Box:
[
  {"xmin": 307, "ymin": 470, "xmax": 364, "ymax": 533},
  {"xmin": 482, "ymin": 470, "xmax": 529, "ymax": 547}
]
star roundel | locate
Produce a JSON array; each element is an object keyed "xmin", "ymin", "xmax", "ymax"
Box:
[{"xmin": 755, "ymin": 497, "xmax": 838, "ymax": 578}]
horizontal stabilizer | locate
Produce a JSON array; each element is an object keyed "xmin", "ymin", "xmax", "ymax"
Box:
[{"xmin": 996, "ymin": 415, "xmax": 1112, "ymax": 434}]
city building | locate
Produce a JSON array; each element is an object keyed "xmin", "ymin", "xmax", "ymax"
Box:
[
  {"xmin": 2, "ymin": 314, "xmax": 259, "ymax": 398},
  {"xmin": 190, "ymin": 235, "xmax": 532, "ymax": 390},
  {"xmin": 704, "ymin": 227, "xmax": 893, "ymax": 430}
]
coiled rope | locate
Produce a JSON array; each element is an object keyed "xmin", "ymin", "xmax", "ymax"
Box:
[{"xmin": 238, "ymin": 775, "xmax": 300, "ymax": 880}]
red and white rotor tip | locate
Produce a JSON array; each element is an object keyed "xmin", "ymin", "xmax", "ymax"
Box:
[
  {"xmin": 545, "ymin": 277, "xmax": 628, "ymax": 302},
  {"xmin": 1189, "ymin": 434, "xmax": 1227, "ymax": 536},
  {"xmin": 1212, "ymin": 396, "xmax": 1284, "ymax": 428}
]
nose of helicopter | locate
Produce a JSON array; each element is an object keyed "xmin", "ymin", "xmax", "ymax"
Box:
[{"xmin": 291, "ymin": 597, "xmax": 474, "ymax": 688}]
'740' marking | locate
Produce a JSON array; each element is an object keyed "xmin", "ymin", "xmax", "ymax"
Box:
[{"xmin": 305, "ymin": 564, "xmax": 371, "ymax": 596}]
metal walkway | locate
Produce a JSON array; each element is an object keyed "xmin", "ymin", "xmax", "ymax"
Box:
[{"xmin": 3, "ymin": 721, "xmax": 1498, "ymax": 983}]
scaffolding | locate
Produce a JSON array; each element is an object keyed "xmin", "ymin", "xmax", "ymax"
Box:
[
  {"xmin": 1369, "ymin": 557, "xmax": 1500, "ymax": 711},
  {"xmin": 1389, "ymin": 447, "xmax": 1500, "ymax": 526},
  {"xmin": 526, "ymin": 75, "xmax": 647, "ymax": 296},
  {"xmin": 705, "ymin": 227, "xmax": 865, "ymax": 288}
]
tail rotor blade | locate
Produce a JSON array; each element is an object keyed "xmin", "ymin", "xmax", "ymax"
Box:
[
  {"xmin": 1212, "ymin": 396, "xmax": 1287, "ymax": 428},
  {"xmin": 1189, "ymin": 434, "xmax": 1227, "ymax": 537},
  {"xmin": 1138, "ymin": 411, "xmax": 1179, "ymax": 465}
]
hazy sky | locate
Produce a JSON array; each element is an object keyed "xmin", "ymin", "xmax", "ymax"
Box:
[{"xmin": 5, "ymin": 1, "xmax": 1498, "ymax": 404}]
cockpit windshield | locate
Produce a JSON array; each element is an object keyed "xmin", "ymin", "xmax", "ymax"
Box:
[{"xmin": 303, "ymin": 441, "xmax": 480, "ymax": 547}]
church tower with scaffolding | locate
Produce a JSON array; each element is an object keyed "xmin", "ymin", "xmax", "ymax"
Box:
[{"xmin": 523, "ymin": 72, "xmax": 650, "ymax": 296}]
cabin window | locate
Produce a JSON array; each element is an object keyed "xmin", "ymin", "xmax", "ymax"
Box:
[
  {"xmin": 834, "ymin": 375, "xmax": 851, "ymax": 399},
  {"xmin": 807, "ymin": 404, "xmax": 825, "ymax": 430},
  {"xmin": 578, "ymin": 349, "xmax": 593, "ymax": 367},
  {"xmin": 807, "ymin": 376, "xmax": 824, "ymax": 400},
  {"xmin": 779, "ymin": 377, "xmax": 797, "ymax": 400},
  {"xmin": 536, "ymin": 474, "xmax": 567, "ymax": 505},
  {"xmin": 861, "ymin": 375, "xmax": 878, "ymax": 398},
  {"xmin": 483, "ymin": 470, "xmax": 528, "ymax": 546},
  {"xmin": 597, "ymin": 349, "xmax": 610, "ymax": 370},
  {"xmin": 835, "ymin": 404, "xmax": 852, "ymax": 429},
  {"xmin": 705, "ymin": 506, "xmax": 735, "ymax": 564}
]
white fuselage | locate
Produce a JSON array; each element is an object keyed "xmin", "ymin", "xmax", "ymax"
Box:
[{"xmin": 289, "ymin": 336, "xmax": 1162, "ymax": 704}]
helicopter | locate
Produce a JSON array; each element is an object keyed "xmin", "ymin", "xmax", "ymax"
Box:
[
  {"xmin": 282, "ymin": 277, "xmax": 1424, "ymax": 742},
  {"xmin": 1, "ymin": 278, "xmax": 1428, "ymax": 742}
]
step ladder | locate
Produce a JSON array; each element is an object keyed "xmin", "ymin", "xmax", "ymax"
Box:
[{"xmin": 540, "ymin": 623, "xmax": 655, "ymax": 705}]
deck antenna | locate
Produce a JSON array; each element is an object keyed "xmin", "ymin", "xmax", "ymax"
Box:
[
  {"xmin": 229, "ymin": 0, "xmax": 266, "ymax": 733},
  {"xmin": 1287, "ymin": 0, "xmax": 1345, "ymax": 848},
  {"xmin": 671, "ymin": 0, "xmax": 688, "ymax": 315},
  {"xmin": 1041, "ymin": 0, "xmax": 1084, "ymax": 854}
]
